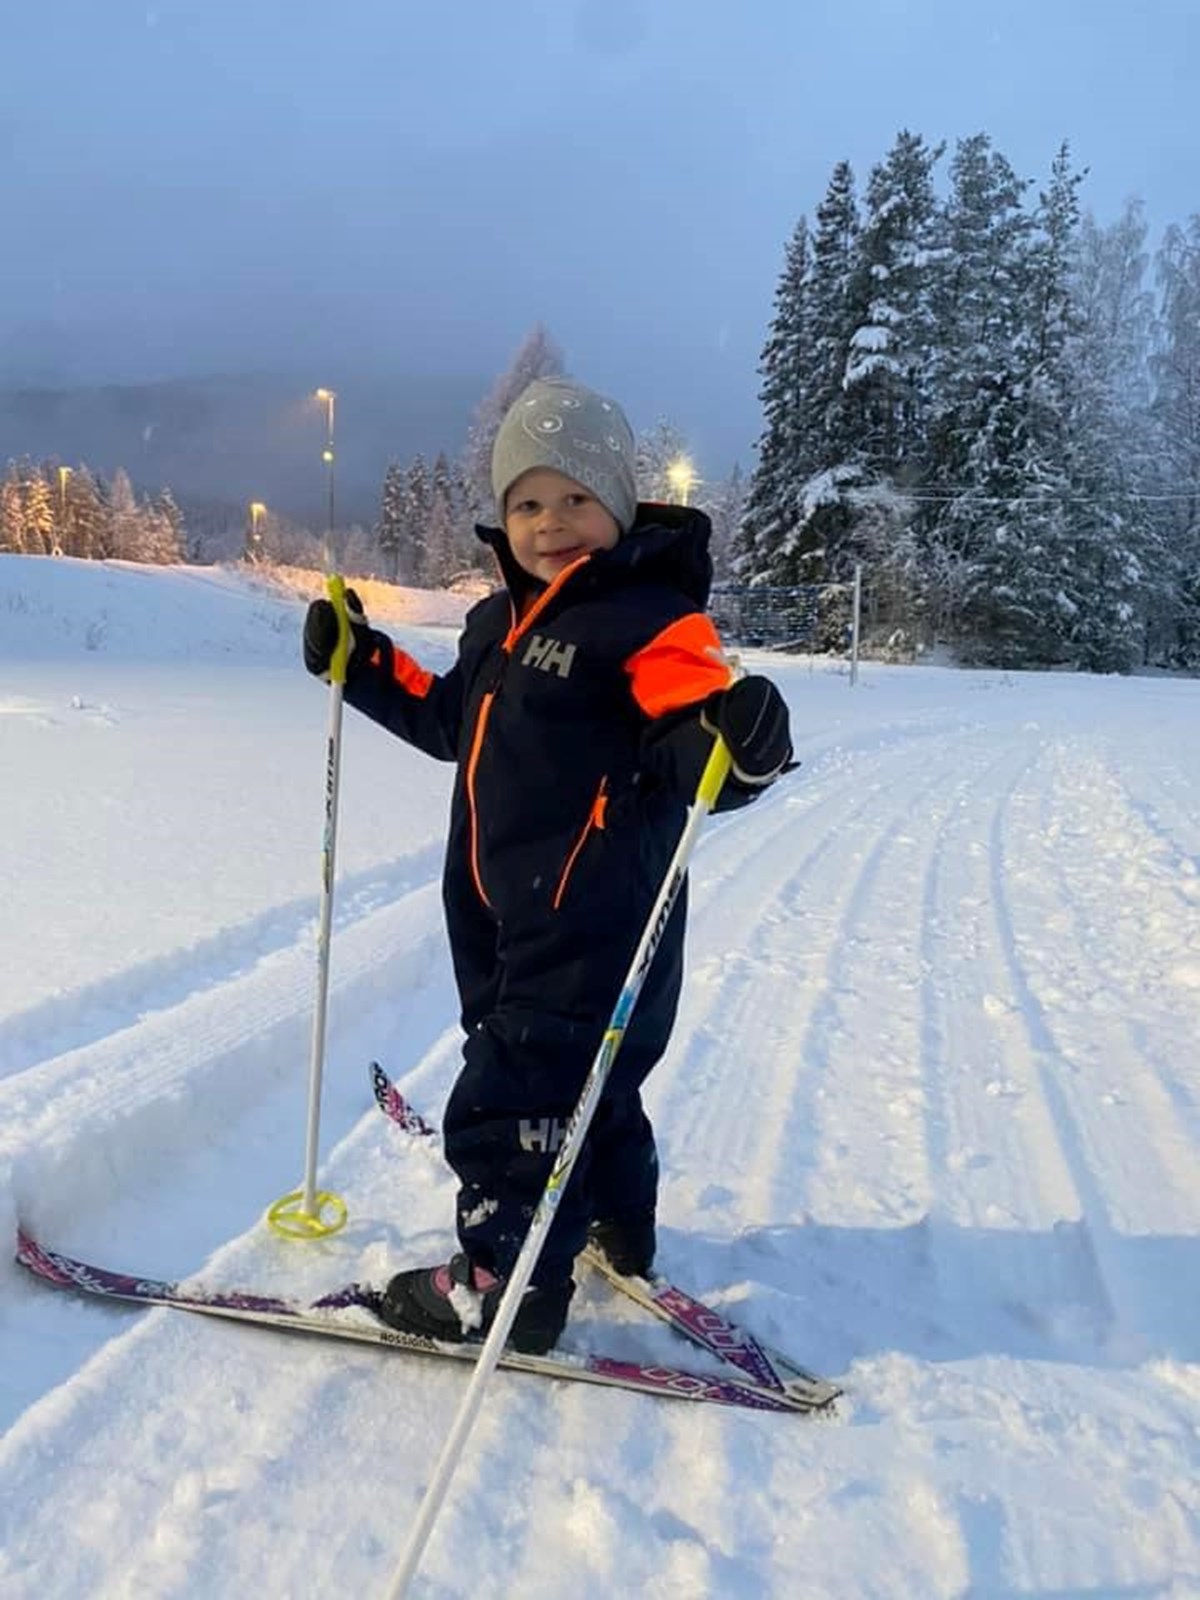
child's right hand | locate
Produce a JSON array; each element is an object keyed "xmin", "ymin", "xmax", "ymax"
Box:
[
  {"xmin": 702, "ymin": 675, "xmax": 793, "ymax": 786},
  {"xmin": 302, "ymin": 588, "xmax": 372, "ymax": 679}
]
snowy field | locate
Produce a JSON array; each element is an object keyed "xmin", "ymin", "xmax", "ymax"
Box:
[{"xmin": 2, "ymin": 554, "xmax": 1199, "ymax": 1599}]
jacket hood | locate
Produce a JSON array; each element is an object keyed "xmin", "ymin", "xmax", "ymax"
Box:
[{"xmin": 475, "ymin": 502, "xmax": 714, "ymax": 613}]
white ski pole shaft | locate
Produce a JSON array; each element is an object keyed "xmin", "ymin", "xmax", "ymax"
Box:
[
  {"xmin": 302, "ymin": 667, "xmax": 345, "ymax": 1215},
  {"xmin": 383, "ymin": 734, "xmax": 733, "ymax": 1600},
  {"xmin": 265, "ymin": 574, "xmax": 352, "ymax": 1239}
]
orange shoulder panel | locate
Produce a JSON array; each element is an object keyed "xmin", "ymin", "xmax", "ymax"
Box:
[{"xmin": 625, "ymin": 613, "xmax": 733, "ymax": 718}]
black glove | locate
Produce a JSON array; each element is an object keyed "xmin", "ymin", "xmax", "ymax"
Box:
[
  {"xmin": 302, "ymin": 588, "xmax": 378, "ymax": 679},
  {"xmin": 703, "ymin": 675, "xmax": 793, "ymax": 786}
]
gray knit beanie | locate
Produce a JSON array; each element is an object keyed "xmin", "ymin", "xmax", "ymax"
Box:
[{"xmin": 491, "ymin": 377, "xmax": 638, "ymax": 534}]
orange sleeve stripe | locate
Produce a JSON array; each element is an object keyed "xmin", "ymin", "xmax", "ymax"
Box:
[
  {"xmin": 386, "ymin": 648, "xmax": 434, "ymax": 698},
  {"xmin": 625, "ymin": 613, "xmax": 733, "ymax": 718}
]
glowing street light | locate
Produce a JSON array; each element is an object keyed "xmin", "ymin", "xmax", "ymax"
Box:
[
  {"xmin": 56, "ymin": 465, "xmax": 72, "ymax": 555},
  {"xmin": 248, "ymin": 500, "xmax": 267, "ymax": 560},
  {"xmin": 666, "ymin": 457, "xmax": 696, "ymax": 507},
  {"xmin": 315, "ymin": 387, "xmax": 336, "ymax": 555}
]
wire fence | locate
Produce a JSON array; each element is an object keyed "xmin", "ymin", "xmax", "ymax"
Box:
[{"xmin": 709, "ymin": 568, "xmax": 862, "ymax": 679}]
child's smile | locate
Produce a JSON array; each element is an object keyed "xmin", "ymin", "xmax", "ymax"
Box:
[{"xmin": 504, "ymin": 467, "xmax": 621, "ymax": 583}]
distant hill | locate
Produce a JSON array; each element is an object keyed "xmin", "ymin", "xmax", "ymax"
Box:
[{"xmin": 0, "ymin": 369, "xmax": 483, "ymax": 535}]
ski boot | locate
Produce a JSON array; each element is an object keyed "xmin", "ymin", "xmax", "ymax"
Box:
[
  {"xmin": 378, "ymin": 1254, "xmax": 574, "ymax": 1356},
  {"xmin": 588, "ymin": 1214, "xmax": 656, "ymax": 1278}
]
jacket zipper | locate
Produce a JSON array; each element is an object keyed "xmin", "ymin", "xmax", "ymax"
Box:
[
  {"xmin": 465, "ymin": 687, "xmax": 498, "ymax": 909},
  {"xmin": 552, "ymin": 776, "xmax": 608, "ymax": 910},
  {"xmin": 501, "ymin": 554, "xmax": 589, "ymax": 652},
  {"xmin": 466, "ymin": 556, "xmax": 591, "ymax": 910}
]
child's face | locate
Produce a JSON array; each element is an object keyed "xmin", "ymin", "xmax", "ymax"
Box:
[{"xmin": 504, "ymin": 468, "xmax": 620, "ymax": 584}]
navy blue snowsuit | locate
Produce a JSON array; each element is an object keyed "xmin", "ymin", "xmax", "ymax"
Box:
[{"xmin": 344, "ymin": 504, "xmax": 756, "ymax": 1284}]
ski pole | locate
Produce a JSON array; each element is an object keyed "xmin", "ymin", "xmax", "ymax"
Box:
[
  {"xmin": 383, "ymin": 732, "xmax": 733, "ymax": 1600},
  {"xmin": 267, "ymin": 573, "xmax": 352, "ymax": 1239}
]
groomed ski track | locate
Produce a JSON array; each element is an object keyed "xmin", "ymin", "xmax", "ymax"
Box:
[{"xmin": 2, "ymin": 617, "xmax": 1199, "ymax": 1596}]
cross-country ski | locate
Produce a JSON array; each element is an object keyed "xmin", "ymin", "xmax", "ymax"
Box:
[{"xmin": 16, "ymin": 1231, "xmax": 827, "ymax": 1414}]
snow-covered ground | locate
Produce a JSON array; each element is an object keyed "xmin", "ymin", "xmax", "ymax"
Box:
[{"xmin": 2, "ymin": 554, "xmax": 1198, "ymax": 1599}]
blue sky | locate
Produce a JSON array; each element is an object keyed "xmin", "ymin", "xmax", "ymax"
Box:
[{"xmin": 3, "ymin": 0, "xmax": 1197, "ymax": 467}]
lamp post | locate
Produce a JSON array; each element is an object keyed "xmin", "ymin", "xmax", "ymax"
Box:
[
  {"xmin": 56, "ymin": 466, "xmax": 72, "ymax": 556},
  {"xmin": 248, "ymin": 500, "xmax": 267, "ymax": 561},
  {"xmin": 667, "ymin": 457, "xmax": 696, "ymax": 507},
  {"xmin": 315, "ymin": 387, "xmax": 336, "ymax": 562}
]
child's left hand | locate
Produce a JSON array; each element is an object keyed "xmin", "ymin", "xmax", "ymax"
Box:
[{"xmin": 303, "ymin": 589, "xmax": 373, "ymax": 680}]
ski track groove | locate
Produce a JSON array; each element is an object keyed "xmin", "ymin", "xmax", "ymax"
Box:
[
  {"xmin": 0, "ymin": 875, "xmax": 449, "ymax": 1264},
  {"xmin": 914, "ymin": 734, "xmax": 1120, "ymax": 1360},
  {"xmin": 660, "ymin": 726, "xmax": 974, "ymax": 1235},
  {"xmin": 916, "ymin": 737, "xmax": 1059, "ymax": 1221},
  {"xmin": 985, "ymin": 754, "xmax": 1126, "ymax": 1354},
  {"xmin": 1034, "ymin": 743, "xmax": 1200, "ymax": 1158},
  {"xmin": 1099, "ymin": 722, "xmax": 1200, "ymax": 878},
  {"xmin": 987, "ymin": 737, "xmax": 1200, "ymax": 1365},
  {"xmin": 0, "ymin": 841, "xmax": 445, "ymax": 1082},
  {"xmin": 1034, "ymin": 744, "xmax": 1200, "ymax": 1186}
]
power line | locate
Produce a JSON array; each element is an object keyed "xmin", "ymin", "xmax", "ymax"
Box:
[{"xmin": 855, "ymin": 487, "xmax": 1200, "ymax": 505}]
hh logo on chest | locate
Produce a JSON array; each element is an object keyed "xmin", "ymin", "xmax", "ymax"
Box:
[{"xmin": 522, "ymin": 633, "xmax": 577, "ymax": 679}]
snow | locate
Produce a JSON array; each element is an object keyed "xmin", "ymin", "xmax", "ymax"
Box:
[{"xmin": 2, "ymin": 554, "xmax": 1200, "ymax": 1598}]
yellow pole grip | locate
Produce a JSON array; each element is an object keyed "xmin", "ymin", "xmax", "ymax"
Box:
[
  {"xmin": 325, "ymin": 573, "xmax": 352, "ymax": 686},
  {"xmin": 697, "ymin": 732, "xmax": 733, "ymax": 811}
]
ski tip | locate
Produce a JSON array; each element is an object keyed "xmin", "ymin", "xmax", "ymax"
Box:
[
  {"xmin": 368, "ymin": 1062, "xmax": 437, "ymax": 1137},
  {"xmin": 14, "ymin": 1230, "xmax": 72, "ymax": 1287}
]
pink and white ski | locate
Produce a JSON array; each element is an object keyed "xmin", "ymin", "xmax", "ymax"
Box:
[{"xmin": 16, "ymin": 1230, "xmax": 831, "ymax": 1414}]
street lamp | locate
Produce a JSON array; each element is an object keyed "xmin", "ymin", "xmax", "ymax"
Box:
[
  {"xmin": 666, "ymin": 457, "xmax": 696, "ymax": 507},
  {"xmin": 56, "ymin": 466, "xmax": 72, "ymax": 556},
  {"xmin": 248, "ymin": 500, "xmax": 267, "ymax": 560},
  {"xmin": 315, "ymin": 387, "xmax": 336, "ymax": 559}
]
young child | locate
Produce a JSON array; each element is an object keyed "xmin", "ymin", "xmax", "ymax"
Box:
[{"xmin": 303, "ymin": 378, "xmax": 793, "ymax": 1353}]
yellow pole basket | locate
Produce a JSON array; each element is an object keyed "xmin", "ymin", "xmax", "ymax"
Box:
[{"xmin": 267, "ymin": 1188, "xmax": 348, "ymax": 1240}]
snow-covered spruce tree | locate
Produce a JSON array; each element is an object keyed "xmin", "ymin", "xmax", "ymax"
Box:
[
  {"xmin": 818, "ymin": 131, "xmax": 944, "ymax": 645},
  {"xmin": 965, "ymin": 144, "xmax": 1085, "ymax": 667},
  {"xmin": 23, "ymin": 468, "xmax": 56, "ymax": 556},
  {"xmin": 1150, "ymin": 216, "xmax": 1200, "ymax": 668},
  {"xmin": 147, "ymin": 489, "xmax": 186, "ymax": 564},
  {"xmin": 0, "ymin": 463, "xmax": 27, "ymax": 552},
  {"xmin": 462, "ymin": 324, "xmax": 565, "ymax": 523},
  {"xmin": 733, "ymin": 216, "xmax": 813, "ymax": 581},
  {"xmin": 62, "ymin": 466, "xmax": 109, "ymax": 560},
  {"xmin": 402, "ymin": 454, "xmax": 433, "ymax": 587},
  {"xmin": 808, "ymin": 161, "xmax": 861, "ymax": 460},
  {"xmin": 842, "ymin": 131, "xmax": 943, "ymax": 486},
  {"xmin": 451, "ymin": 455, "xmax": 490, "ymax": 578},
  {"xmin": 779, "ymin": 159, "xmax": 869, "ymax": 587},
  {"xmin": 922, "ymin": 133, "xmax": 1032, "ymax": 644},
  {"xmin": 1063, "ymin": 202, "xmax": 1158, "ymax": 671},
  {"xmin": 424, "ymin": 451, "xmax": 469, "ymax": 588},
  {"xmin": 817, "ymin": 132, "xmax": 943, "ymax": 645},
  {"xmin": 107, "ymin": 468, "xmax": 143, "ymax": 562},
  {"xmin": 89, "ymin": 473, "xmax": 117, "ymax": 559},
  {"xmin": 744, "ymin": 161, "xmax": 867, "ymax": 589},
  {"xmin": 376, "ymin": 462, "xmax": 406, "ymax": 581}
]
